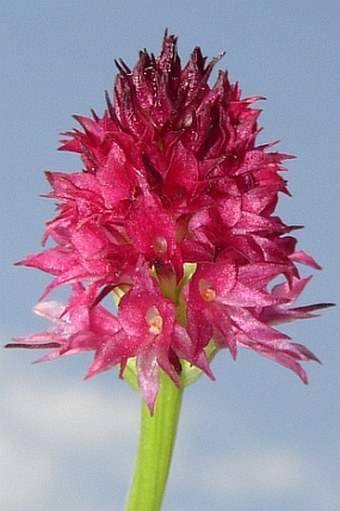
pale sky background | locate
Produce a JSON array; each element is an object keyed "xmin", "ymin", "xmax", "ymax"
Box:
[{"xmin": 0, "ymin": 1, "xmax": 339, "ymax": 511}]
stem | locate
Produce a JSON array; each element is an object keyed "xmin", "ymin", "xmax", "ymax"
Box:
[{"xmin": 124, "ymin": 371, "xmax": 184, "ymax": 511}]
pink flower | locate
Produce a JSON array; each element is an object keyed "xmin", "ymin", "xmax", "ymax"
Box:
[
  {"xmin": 8, "ymin": 32, "xmax": 332, "ymax": 413},
  {"xmin": 10, "ymin": 284, "xmax": 120, "ymax": 362}
]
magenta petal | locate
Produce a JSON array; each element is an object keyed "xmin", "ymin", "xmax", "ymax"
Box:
[
  {"xmin": 137, "ymin": 349, "xmax": 160, "ymax": 415},
  {"xmin": 125, "ymin": 192, "xmax": 177, "ymax": 261},
  {"xmin": 290, "ymin": 250, "xmax": 322, "ymax": 269}
]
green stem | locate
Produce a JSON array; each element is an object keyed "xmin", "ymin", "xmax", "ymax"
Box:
[{"xmin": 124, "ymin": 371, "xmax": 184, "ymax": 511}]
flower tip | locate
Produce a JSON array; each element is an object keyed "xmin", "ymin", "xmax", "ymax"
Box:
[
  {"xmin": 84, "ymin": 354, "xmax": 113, "ymax": 380},
  {"xmin": 139, "ymin": 388, "xmax": 157, "ymax": 416},
  {"xmin": 146, "ymin": 401, "xmax": 156, "ymax": 417},
  {"xmin": 162, "ymin": 27, "xmax": 176, "ymax": 42},
  {"xmin": 13, "ymin": 259, "xmax": 24, "ymax": 267},
  {"xmin": 290, "ymin": 224, "xmax": 304, "ymax": 231},
  {"xmin": 4, "ymin": 342, "xmax": 16, "ymax": 349},
  {"xmin": 83, "ymin": 364, "xmax": 98, "ymax": 380},
  {"xmin": 323, "ymin": 302, "xmax": 336, "ymax": 310}
]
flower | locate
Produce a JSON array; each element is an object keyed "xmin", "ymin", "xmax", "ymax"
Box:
[{"xmin": 7, "ymin": 31, "xmax": 332, "ymax": 413}]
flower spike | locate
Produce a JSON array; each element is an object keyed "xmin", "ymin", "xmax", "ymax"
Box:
[{"xmin": 7, "ymin": 33, "xmax": 333, "ymax": 413}]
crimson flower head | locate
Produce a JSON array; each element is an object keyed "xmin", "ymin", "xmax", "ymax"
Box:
[{"xmin": 8, "ymin": 32, "xmax": 331, "ymax": 413}]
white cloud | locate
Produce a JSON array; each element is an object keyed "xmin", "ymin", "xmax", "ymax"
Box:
[
  {"xmin": 1, "ymin": 364, "xmax": 139, "ymax": 510},
  {"xmin": 6, "ymin": 380, "xmax": 139, "ymax": 450},
  {"xmin": 0, "ymin": 432, "xmax": 51, "ymax": 510},
  {"xmin": 198, "ymin": 446, "xmax": 310, "ymax": 497},
  {"xmin": 177, "ymin": 442, "xmax": 340, "ymax": 510}
]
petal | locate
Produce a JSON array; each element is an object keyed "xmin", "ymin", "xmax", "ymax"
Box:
[{"xmin": 137, "ymin": 348, "xmax": 160, "ymax": 415}]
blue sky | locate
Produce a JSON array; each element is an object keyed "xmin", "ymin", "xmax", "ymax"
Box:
[{"xmin": 0, "ymin": 1, "xmax": 339, "ymax": 510}]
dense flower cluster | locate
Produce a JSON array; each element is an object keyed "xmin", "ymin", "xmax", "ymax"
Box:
[{"xmin": 9, "ymin": 33, "xmax": 330, "ymax": 412}]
